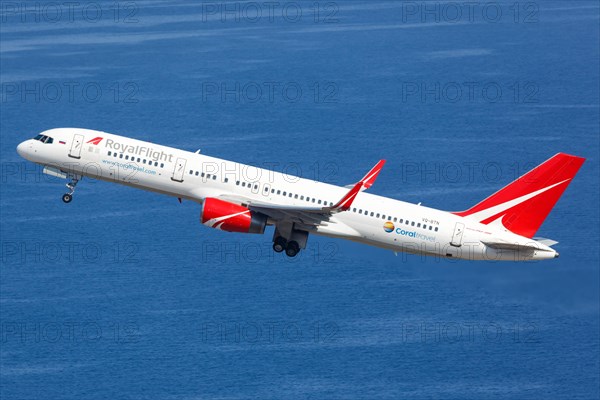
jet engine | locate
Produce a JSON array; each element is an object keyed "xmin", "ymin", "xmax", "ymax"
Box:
[{"xmin": 200, "ymin": 198, "xmax": 267, "ymax": 234}]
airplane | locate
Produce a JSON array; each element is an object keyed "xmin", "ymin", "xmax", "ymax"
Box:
[{"xmin": 16, "ymin": 128, "xmax": 585, "ymax": 261}]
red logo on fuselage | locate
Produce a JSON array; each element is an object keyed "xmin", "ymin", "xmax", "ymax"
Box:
[{"xmin": 86, "ymin": 137, "xmax": 103, "ymax": 145}]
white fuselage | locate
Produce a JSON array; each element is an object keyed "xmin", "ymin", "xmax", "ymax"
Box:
[{"xmin": 16, "ymin": 128, "xmax": 558, "ymax": 261}]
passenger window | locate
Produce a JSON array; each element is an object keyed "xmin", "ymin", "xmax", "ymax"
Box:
[
  {"xmin": 119, "ymin": 154, "xmax": 123, "ymax": 159},
  {"xmin": 271, "ymin": 188, "xmax": 275, "ymax": 193},
  {"xmin": 125, "ymin": 155, "xmax": 129, "ymax": 160},
  {"xmin": 393, "ymin": 217, "xmax": 397, "ymax": 222},
  {"xmin": 376, "ymin": 213, "xmax": 380, "ymax": 218},
  {"xmin": 236, "ymin": 181, "xmax": 240, "ymax": 185},
  {"xmin": 370, "ymin": 212, "xmax": 374, "ymax": 217},
  {"xmin": 417, "ymin": 223, "xmax": 421, "ymax": 228},
  {"xmin": 429, "ymin": 226, "xmax": 433, "ymax": 230},
  {"xmin": 108, "ymin": 151, "xmax": 112, "ymax": 156},
  {"xmin": 242, "ymin": 182, "xmax": 246, "ymax": 187},
  {"xmin": 411, "ymin": 221, "xmax": 415, "ymax": 226},
  {"xmin": 137, "ymin": 158, "xmax": 141, "ymax": 162},
  {"xmin": 277, "ymin": 190, "xmax": 281, "ymax": 195},
  {"xmin": 142, "ymin": 159, "xmax": 146, "ymax": 164},
  {"xmin": 160, "ymin": 163, "xmax": 164, "ymax": 168},
  {"xmin": 435, "ymin": 227, "xmax": 439, "ymax": 232},
  {"xmin": 318, "ymin": 200, "xmax": 322, "ymax": 204},
  {"xmin": 189, "ymin": 170, "xmax": 193, "ymax": 175},
  {"xmin": 289, "ymin": 193, "xmax": 293, "ymax": 197},
  {"xmin": 195, "ymin": 171, "xmax": 199, "ymax": 176},
  {"xmin": 283, "ymin": 191, "xmax": 287, "ymax": 196},
  {"xmin": 294, "ymin": 194, "xmax": 299, "ymax": 199},
  {"xmin": 224, "ymin": 178, "xmax": 229, "ymax": 183},
  {"xmin": 154, "ymin": 162, "xmax": 158, "ymax": 166}
]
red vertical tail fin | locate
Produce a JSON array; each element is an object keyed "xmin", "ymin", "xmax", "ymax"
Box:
[{"xmin": 454, "ymin": 153, "xmax": 585, "ymax": 238}]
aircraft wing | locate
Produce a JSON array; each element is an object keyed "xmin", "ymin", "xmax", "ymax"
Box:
[{"xmin": 218, "ymin": 160, "xmax": 385, "ymax": 228}]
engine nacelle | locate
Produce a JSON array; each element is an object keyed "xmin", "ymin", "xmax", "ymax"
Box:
[{"xmin": 200, "ymin": 198, "xmax": 267, "ymax": 234}]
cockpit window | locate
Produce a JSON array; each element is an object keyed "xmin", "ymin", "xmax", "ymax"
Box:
[{"xmin": 33, "ymin": 134, "xmax": 54, "ymax": 144}]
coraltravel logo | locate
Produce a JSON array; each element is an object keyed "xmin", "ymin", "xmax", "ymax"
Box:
[
  {"xmin": 383, "ymin": 221, "xmax": 436, "ymax": 242},
  {"xmin": 383, "ymin": 221, "xmax": 395, "ymax": 233}
]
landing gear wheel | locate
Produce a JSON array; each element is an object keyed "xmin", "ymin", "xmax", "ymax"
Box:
[
  {"xmin": 285, "ymin": 241, "xmax": 300, "ymax": 258},
  {"xmin": 273, "ymin": 237, "xmax": 287, "ymax": 253},
  {"xmin": 62, "ymin": 193, "xmax": 73, "ymax": 203}
]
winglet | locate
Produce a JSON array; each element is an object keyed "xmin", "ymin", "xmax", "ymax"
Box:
[
  {"xmin": 359, "ymin": 159, "xmax": 386, "ymax": 191},
  {"xmin": 331, "ymin": 160, "xmax": 385, "ymax": 212}
]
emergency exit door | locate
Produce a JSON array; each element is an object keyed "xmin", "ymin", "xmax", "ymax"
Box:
[
  {"xmin": 171, "ymin": 158, "xmax": 186, "ymax": 182},
  {"xmin": 450, "ymin": 222, "xmax": 465, "ymax": 247}
]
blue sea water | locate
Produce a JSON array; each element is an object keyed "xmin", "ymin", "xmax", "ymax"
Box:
[{"xmin": 1, "ymin": 1, "xmax": 599, "ymax": 399}]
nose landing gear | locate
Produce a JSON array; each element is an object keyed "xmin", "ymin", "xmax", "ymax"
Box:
[{"xmin": 62, "ymin": 175, "xmax": 81, "ymax": 203}]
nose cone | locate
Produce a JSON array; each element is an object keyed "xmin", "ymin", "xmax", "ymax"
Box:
[
  {"xmin": 16, "ymin": 141, "xmax": 26, "ymax": 157},
  {"xmin": 16, "ymin": 140, "xmax": 32, "ymax": 160}
]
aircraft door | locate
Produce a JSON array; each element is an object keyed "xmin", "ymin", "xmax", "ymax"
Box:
[
  {"xmin": 171, "ymin": 157, "xmax": 187, "ymax": 182},
  {"xmin": 68, "ymin": 134, "xmax": 84, "ymax": 159},
  {"xmin": 450, "ymin": 222, "xmax": 465, "ymax": 247}
]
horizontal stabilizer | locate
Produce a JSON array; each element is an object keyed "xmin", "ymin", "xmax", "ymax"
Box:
[
  {"xmin": 533, "ymin": 237, "xmax": 559, "ymax": 247},
  {"xmin": 482, "ymin": 241, "xmax": 553, "ymax": 252}
]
